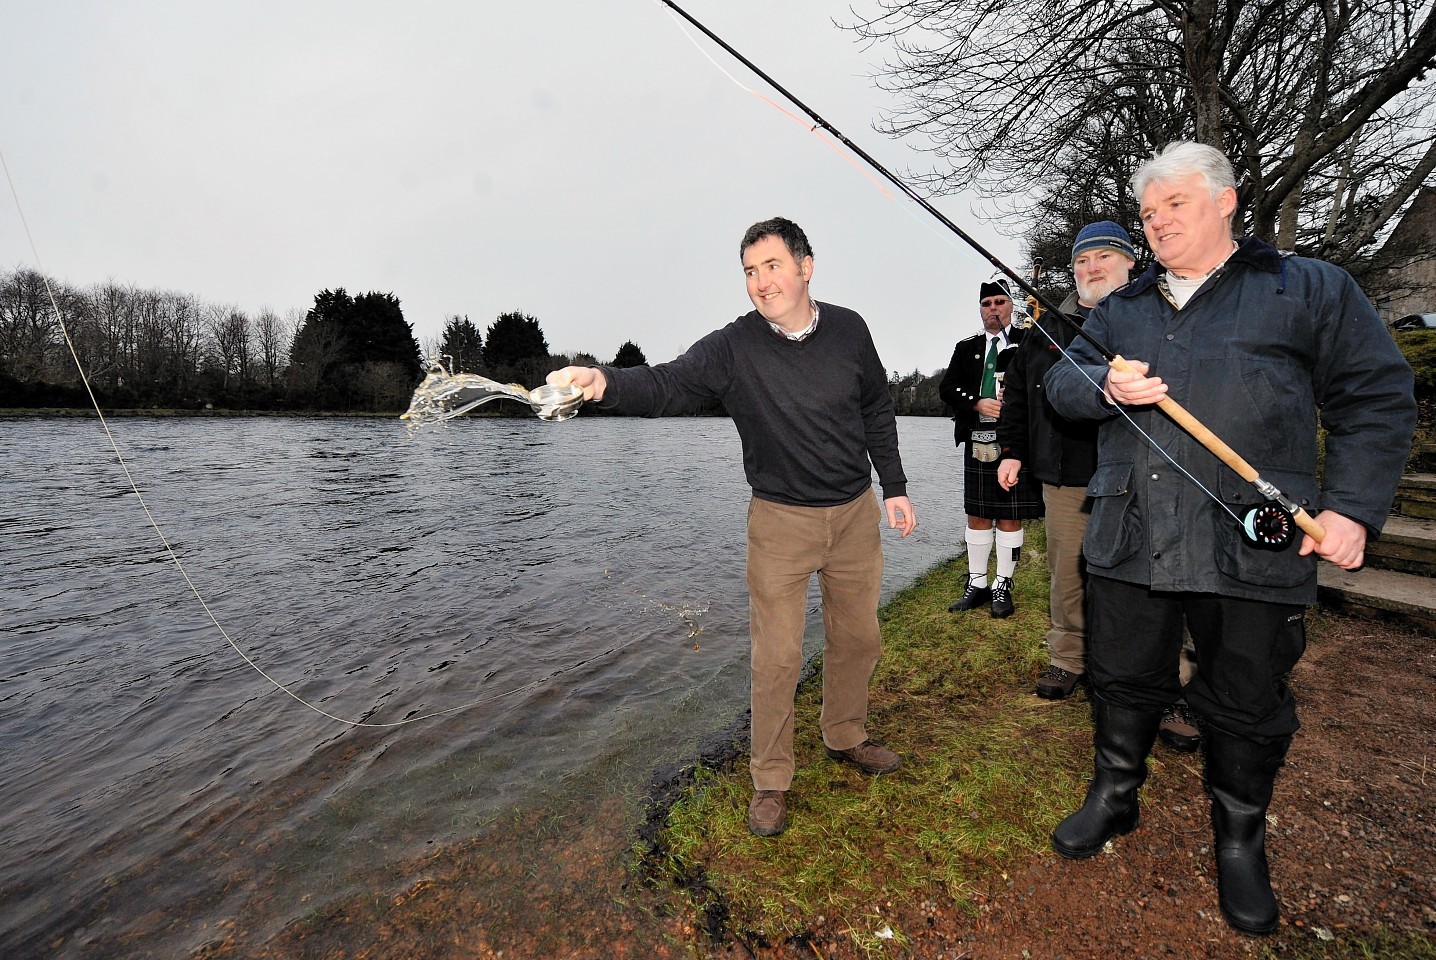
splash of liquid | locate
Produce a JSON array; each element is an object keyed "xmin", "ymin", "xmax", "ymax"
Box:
[{"xmin": 401, "ymin": 359, "xmax": 584, "ymax": 426}]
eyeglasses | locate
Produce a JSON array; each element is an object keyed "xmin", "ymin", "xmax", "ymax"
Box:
[{"xmin": 980, "ymin": 298, "xmax": 1010, "ymax": 308}]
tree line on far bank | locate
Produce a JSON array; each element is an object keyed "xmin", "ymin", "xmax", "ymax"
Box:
[
  {"xmin": 0, "ymin": 264, "xmax": 957, "ymax": 417},
  {"xmin": 0, "ymin": 267, "xmax": 653, "ymax": 414}
]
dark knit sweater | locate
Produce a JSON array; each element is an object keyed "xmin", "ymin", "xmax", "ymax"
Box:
[
  {"xmin": 593, "ymin": 302, "xmax": 908, "ymax": 508},
  {"xmin": 995, "ymin": 291, "xmax": 1099, "ymax": 487}
]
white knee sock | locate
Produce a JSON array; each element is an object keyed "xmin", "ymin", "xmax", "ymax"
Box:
[
  {"xmin": 995, "ymin": 527, "xmax": 1024, "ymax": 580},
  {"xmin": 965, "ymin": 526, "xmax": 995, "ymax": 587}
]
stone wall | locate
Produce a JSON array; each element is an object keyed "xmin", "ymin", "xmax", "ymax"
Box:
[{"xmin": 1371, "ymin": 187, "xmax": 1436, "ymax": 322}]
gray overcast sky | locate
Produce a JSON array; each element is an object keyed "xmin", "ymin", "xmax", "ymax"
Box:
[{"xmin": 1, "ymin": 0, "xmax": 1025, "ymax": 378}]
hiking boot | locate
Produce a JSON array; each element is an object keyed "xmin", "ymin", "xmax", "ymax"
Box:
[
  {"xmin": 825, "ymin": 739, "xmax": 901, "ymax": 775},
  {"xmin": 947, "ymin": 576, "xmax": 991, "ymax": 612},
  {"xmin": 1159, "ymin": 701, "xmax": 1202, "ymax": 752},
  {"xmin": 1035, "ymin": 665, "xmax": 1082, "ymax": 700},
  {"xmin": 990, "ymin": 576, "xmax": 1015, "ymax": 618},
  {"xmin": 747, "ymin": 789, "xmax": 787, "ymax": 836}
]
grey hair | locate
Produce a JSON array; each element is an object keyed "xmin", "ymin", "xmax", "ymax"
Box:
[{"xmin": 1131, "ymin": 141, "xmax": 1236, "ymax": 201}]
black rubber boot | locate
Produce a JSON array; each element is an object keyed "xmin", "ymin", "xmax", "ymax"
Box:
[
  {"xmin": 1051, "ymin": 696, "xmax": 1163, "ymax": 859},
  {"xmin": 1204, "ymin": 726, "xmax": 1290, "ymax": 936}
]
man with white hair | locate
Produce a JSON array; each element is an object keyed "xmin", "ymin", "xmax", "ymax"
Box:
[{"xmin": 1044, "ymin": 142, "xmax": 1415, "ymax": 936}]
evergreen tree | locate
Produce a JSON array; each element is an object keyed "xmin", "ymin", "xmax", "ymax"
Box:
[
  {"xmin": 347, "ymin": 292, "xmax": 421, "ymax": 378},
  {"xmin": 483, "ymin": 311, "xmax": 549, "ymax": 368},
  {"xmin": 438, "ymin": 314, "xmax": 484, "ymax": 372},
  {"xmin": 611, "ymin": 340, "xmax": 648, "ymax": 367},
  {"xmin": 285, "ymin": 287, "xmax": 421, "ymax": 411}
]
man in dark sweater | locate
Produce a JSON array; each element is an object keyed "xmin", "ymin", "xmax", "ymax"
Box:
[{"xmin": 547, "ymin": 217, "xmax": 917, "ymax": 838}]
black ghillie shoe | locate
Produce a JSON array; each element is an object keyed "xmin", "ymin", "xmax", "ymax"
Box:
[
  {"xmin": 990, "ymin": 576, "xmax": 1015, "ymax": 618},
  {"xmin": 947, "ymin": 575, "xmax": 991, "ymax": 612}
]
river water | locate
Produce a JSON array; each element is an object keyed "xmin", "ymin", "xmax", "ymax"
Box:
[{"xmin": 0, "ymin": 413, "xmax": 968, "ymax": 957}]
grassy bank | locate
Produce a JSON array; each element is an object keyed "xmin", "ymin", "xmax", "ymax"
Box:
[
  {"xmin": 644, "ymin": 524, "xmax": 1092, "ymax": 947},
  {"xmin": 639, "ymin": 524, "xmax": 1436, "ymax": 959}
]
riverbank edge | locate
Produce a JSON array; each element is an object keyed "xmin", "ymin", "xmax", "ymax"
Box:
[{"xmin": 0, "ymin": 406, "xmax": 402, "ymax": 418}]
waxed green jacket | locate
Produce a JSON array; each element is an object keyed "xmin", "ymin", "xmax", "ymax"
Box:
[{"xmin": 1044, "ymin": 236, "xmax": 1416, "ymax": 604}]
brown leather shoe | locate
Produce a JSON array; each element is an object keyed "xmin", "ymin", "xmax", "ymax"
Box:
[
  {"xmin": 747, "ymin": 789, "xmax": 787, "ymax": 836},
  {"xmin": 824, "ymin": 739, "xmax": 901, "ymax": 774}
]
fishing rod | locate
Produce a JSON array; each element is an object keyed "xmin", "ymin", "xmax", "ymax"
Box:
[{"xmin": 654, "ymin": 0, "xmax": 1323, "ymax": 549}]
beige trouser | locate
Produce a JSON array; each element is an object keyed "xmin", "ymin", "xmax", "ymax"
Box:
[
  {"xmin": 746, "ymin": 492, "xmax": 884, "ymax": 791},
  {"xmin": 1043, "ymin": 482, "xmax": 1199, "ymax": 684},
  {"xmin": 1042, "ymin": 483, "xmax": 1092, "ymax": 675}
]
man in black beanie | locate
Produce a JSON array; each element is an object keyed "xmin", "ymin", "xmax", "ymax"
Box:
[{"xmin": 996, "ymin": 221, "xmax": 1133, "ymax": 699}]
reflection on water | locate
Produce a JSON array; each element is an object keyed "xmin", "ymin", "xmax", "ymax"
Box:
[{"xmin": 0, "ymin": 414, "xmax": 966, "ymax": 957}]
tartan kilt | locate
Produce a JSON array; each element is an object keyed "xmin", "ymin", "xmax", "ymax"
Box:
[{"xmin": 963, "ymin": 444, "xmax": 1044, "ymax": 519}]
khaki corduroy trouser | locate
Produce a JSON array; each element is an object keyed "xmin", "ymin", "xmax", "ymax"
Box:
[
  {"xmin": 1042, "ymin": 483, "xmax": 1092, "ymax": 674},
  {"xmin": 746, "ymin": 491, "xmax": 884, "ymax": 791}
]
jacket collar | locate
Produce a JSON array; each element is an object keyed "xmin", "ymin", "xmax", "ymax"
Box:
[{"xmin": 1116, "ymin": 235, "xmax": 1282, "ymax": 299}]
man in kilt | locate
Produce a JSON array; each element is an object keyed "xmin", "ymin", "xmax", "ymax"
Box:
[{"xmin": 938, "ymin": 279, "xmax": 1044, "ymax": 617}]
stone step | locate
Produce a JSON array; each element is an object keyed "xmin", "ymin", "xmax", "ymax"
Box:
[
  {"xmin": 1412, "ymin": 444, "xmax": 1436, "ymax": 473},
  {"xmin": 1317, "ymin": 564, "xmax": 1436, "ymax": 635},
  {"xmin": 1394, "ymin": 471, "xmax": 1436, "ymax": 520},
  {"xmin": 1368, "ymin": 514, "xmax": 1436, "ymax": 577}
]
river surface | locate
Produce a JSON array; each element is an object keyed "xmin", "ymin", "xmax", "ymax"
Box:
[{"xmin": 0, "ymin": 413, "xmax": 968, "ymax": 958}]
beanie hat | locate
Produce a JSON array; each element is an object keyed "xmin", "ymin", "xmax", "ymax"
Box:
[
  {"xmin": 978, "ymin": 279, "xmax": 1010, "ymax": 301},
  {"xmin": 1071, "ymin": 221, "xmax": 1136, "ymax": 263}
]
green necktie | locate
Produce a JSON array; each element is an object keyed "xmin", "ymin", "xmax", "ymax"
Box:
[{"xmin": 980, "ymin": 336, "xmax": 999, "ymax": 399}]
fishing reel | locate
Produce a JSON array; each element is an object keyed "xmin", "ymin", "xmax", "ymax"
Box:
[{"xmin": 1238, "ymin": 502, "xmax": 1300, "ymax": 550}]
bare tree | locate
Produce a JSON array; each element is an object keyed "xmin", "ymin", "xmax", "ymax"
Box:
[
  {"xmin": 254, "ymin": 307, "xmax": 290, "ymax": 391},
  {"xmin": 0, "ymin": 268, "xmax": 64, "ymax": 381},
  {"xmin": 80, "ymin": 280, "xmax": 143, "ymax": 392},
  {"xmin": 849, "ymin": 0, "xmax": 1436, "ymax": 264},
  {"xmin": 206, "ymin": 303, "xmax": 252, "ymax": 392}
]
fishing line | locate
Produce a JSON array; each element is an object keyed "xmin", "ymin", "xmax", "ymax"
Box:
[
  {"xmin": 658, "ymin": 7, "xmax": 1235, "ymax": 522},
  {"xmin": 662, "ymin": 7, "xmax": 895, "ymax": 200},
  {"xmin": 0, "ymin": 147, "xmax": 678, "ymax": 728}
]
